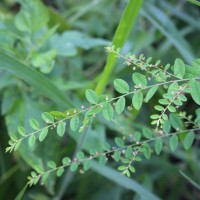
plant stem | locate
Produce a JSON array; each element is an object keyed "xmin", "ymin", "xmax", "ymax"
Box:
[{"xmin": 95, "ymin": 0, "xmax": 143, "ymax": 95}]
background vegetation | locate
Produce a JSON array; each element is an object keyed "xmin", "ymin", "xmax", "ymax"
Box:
[{"xmin": 0, "ymin": 0, "xmax": 200, "ymax": 199}]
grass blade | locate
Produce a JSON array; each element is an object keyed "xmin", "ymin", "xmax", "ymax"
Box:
[
  {"xmin": 91, "ymin": 160, "xmax": 161, "ymax": 200},
  {"xmin": 0, "ymin": 50, "xmax": 73, "ymax": 107},
  {"xmin": 179, "ymin": 170, "xmax": 200, "ymax": 190},
  {"xmin": 141, "ymin": 3, "xmax": 194, "ymax": 63},
  {"xmin": 187, "ymin": 0, "xmax": 200, "ymax": 6},
  {"xmin": 15, "ymin": 184, "xmax": 28, "ymax": 200},
  {"xmin": 95, "ymin": 0, "xmax": 143, "ymax": 94}
]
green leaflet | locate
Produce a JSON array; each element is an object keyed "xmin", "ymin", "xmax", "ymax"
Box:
[
  {"xmin": 115, "ymin": 137, "xmax": 124, "ymax": 147},
  {"xmin": 57, "ymin": 122, "xmax": 66, "ymax": 137},
  {"xmin": 163, "ymin": 120, "xmax": 171, "ymax": 134},
  {"xmin": 113, "ymin": 151, "xmax": 121, "ymax": 162},
  {"xmin": 99, "ymin": 155, "xmax": 107, "ymax": 165},
  {"xmin": 47, "ymin": 161, "xmax": 56, "ymax": 168},
  {"xmin": 118, "ymin": 166, "xmax": 127, "ymax": 171},
  {"xmin": 29, "ymin": 118, "xmax": 40, "ymax": 130},
  {"xmin": 17, "ymin": 126, "xmax": 26, "ymax": 136},
  {"xmin": 145, "ymin": 85, "xmax": 158, "ymax": 102},
  {"xmin": 42, "ymin": 112, "xmax": 54, "ymax": 123},
  {"xmin": 183, "ymin": 132, "xmax": 195, "ymax": 150},
  {"xmin": 134, "ymin": 132, "xmax": 141, "ymax": 142},
  {"xmin": 189, "ymin": 80, "xmax": 200, "ymax": 105},
  {"xmin": 143, "ymin": 143, "xmax": 151, "ymax": 159},
  {"xmin": 184, "ymin": 65, "xmax": 200, "ymax": 78},
  {"xmin": 70, "ymin": 116, "xmax": 80, "ymax": 131},
  {"xmin": 115, "ymin": 97, "xmax": 126, "ymax": 114},
  {"xmin": 174, "ymin": 58, "xmax": 185, "ymax": 79},
  {"xmin": 142, "ymin": 127, "xmax": 153, "ymax": 139},
  {"xmin": 102, "ymin": 103, "xmax": 114, "ymax": 121},
  {"xmin": 85, "ymin": 89, "xmax": 99, "ymax": 104},
  {"xmin": 56, "ymin": 168, "xmax": 64, "ymax": 177},
  {"xmin": 169, "ymin": 135, "xmax": 178, "ymax": 152},
  {"xmin": 169, "ymin": 114, "xmax": 184, "ymax": 130},
  {"xmin": 113, "ymin": 79, "xmax": 129, "ymax": 94},
  {"xmin": 62, "ymin": 157, "xmax": 71, "ymax": 165},
  {"xmin": 50, "ymin": 111, "xmax": 66, "ymax": 120},
  {"xmin": 102, "ymin": 142, "xmax": 111, "ymax": 151},
  {"xmin": 155, "ymin": 138, "xmax": 163, "ymax": 155},
  {"xmin": 29, "ymin": 135, "xmax": 36, "ymax": 147},
  {"xmin": 132, "ymin": 72, "xmax": 147, "ymax": 86},
  {"xmin": 132, "ymin": 91, "xmax": 143, "ymax": 110},
  {"xmin": 83, "ymin": 160, "xmax": 92, "ymax": 171},
  {"xmin": 125, "ymin": 147, "xmax": 132, "ymax": 159},
  {"xmin": 39, "ymin": 128, "xmax": 48, "ymax": 142},
  {"xmin": 70, "ymin": 163, "xmax": 78, "ymax": 172},
  {"xmin": 76, "ymin": 151, "xmax": 85, "ymax": 159}
]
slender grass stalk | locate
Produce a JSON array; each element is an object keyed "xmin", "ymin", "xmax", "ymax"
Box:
[
  {"xmin": 187, "ymin": 0, "xmax": 200, "ymax": 6},
  {"xmin": 95, "ymin": 0, "xmax": 143, "ymax": 95}
]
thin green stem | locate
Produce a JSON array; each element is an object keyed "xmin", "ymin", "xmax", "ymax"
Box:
[
  {"xmin": 29, "ymin": 126, "xmax": 200, "ymax": 186},
  {"xmin": 108, "ymin": 48, "xmax": 178, "ymax": 80},
  {"xmin": 8, "ymin": 76, "xmax": 200, "ymax": 152}
]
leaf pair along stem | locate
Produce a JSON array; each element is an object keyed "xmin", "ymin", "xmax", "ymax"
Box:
[
  {"xmin": 27, "ymin": 126, "xmax": 200, "ymax": 187},
  {"xmin": 7, "ymin": 76, "xmax": 199, "ymax": 152}
]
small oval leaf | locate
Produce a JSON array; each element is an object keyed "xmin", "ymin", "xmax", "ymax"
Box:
[
  {"xmin": 70, "ymin": 116, "xmax": 79, "ymax": 131},
  {"xmin": 70, "ymin": 163, "xmax": 78, "ymax": 172},
  {"xmin": 183, "ymin": 132, "xmax": 195, "ymax": 150},
  {"xmin": 29, "ymin": 135, "xmax": 36, "ymax": 147},
  {"xmin": 30, "ymin": 118, "xmax": 40, "ymax": 130},
  {"xmin": 42, "ymin": 112, "xmax": 54, "ymax": 123},
  {"xmin": 115, "ymin": 137, "xmax": 124, "ymax": 147},
  {"xmin": 57, "ymin": 168, "xmax": 64, "ymax": 177},
  {"xmin": 57, "ymin": 122, "xmax": 66, "ymax": 137},
  {"xmin": 155, "ymin": 138, "xmax": 162, "ymax": 155},
  {"xmin": 169, "ymin": 135, "xmax": 178, "ymax": 152},
  {"xmin": 115, "ymin": 97, "xmax": 126, "ymax": 114},
  {"xmin": 113, "ymin": 79, "xmax": 129, "ymax": 94},
  {"xmin": 174, "ymin": 58, "xmax": 185, "ymax": 79},
  {"xmin": 132, "ymin": 91, "xmax": 143, "ymax": 110},
  {"xmin": 85, "ymin": 89, "xmax": 99, "ymax": 104},
  {"xmin": 102, "ymin": 103, "xmax": 113, "ymax": 121},
  {"xmin": 18, "ymin": 126, "xmax": 26, "ymax": 136},
  {"xmin": 39, "ymin": 128, "xmax": 48, "ymax": 142},
  {"xmin": 190, "ymin": 80, "xmax": 200, "ymax": 105},
  {"xmin": 132, "ymin": 72, "xmax": 147, "ymax": 86},
  {"xmin": 145, "ymin": 86, "xmax": 158, "ymax": 102}
]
